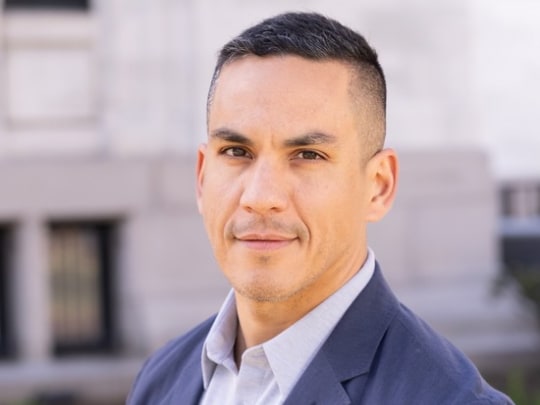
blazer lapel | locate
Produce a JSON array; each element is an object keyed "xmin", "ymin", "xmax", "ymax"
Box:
[
  {"xmin": 283, "ymin": 352, "xmax": 352, "ymax": 405},
  {"xmin": 284, "ymin": 264, "xmax": 399, "ymax": 404},
  {"xmin": 165, "ymin": 333, "xmax": 206, "ymax": 405},
  {"xmin": 168, "ymin": 368, "xmax": 204, "ymax": 405}
]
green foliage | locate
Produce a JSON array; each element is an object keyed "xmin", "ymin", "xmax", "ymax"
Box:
[
  {"xmin": 506, "ymin": 369, "xmax": 540, "ymax": 405},
  {"xmin": 494, "ymin": 265, "xmax": 540, "ymax": 404},
  {"xmin": 497, "ymin": 263, "xmax": 540, "ymax": 325}
]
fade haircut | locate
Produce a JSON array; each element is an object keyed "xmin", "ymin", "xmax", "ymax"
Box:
[{"xmin": 207, "ymin": 12, "xmax": 387, "ymax": 156}]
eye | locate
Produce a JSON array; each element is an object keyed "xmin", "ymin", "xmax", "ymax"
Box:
[
  {"xmin": 222, "ymin": 147, "xmax": 251, "ymax": 158},
  {"xmin": 294, "ymin": 150, "xmax": 324, "ymax": 160}
]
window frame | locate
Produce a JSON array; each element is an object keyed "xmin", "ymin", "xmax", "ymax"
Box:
[
  {"xmin": 4, "ymin": 0, "xmax": 90, "ymax": 10},
  {"xmin": 0, "ymin": 226, "xmax": 14, "ymax": 359},
  {"xmin": 49, "ymin": 221, "xmax": 117, "ymax": 356}
]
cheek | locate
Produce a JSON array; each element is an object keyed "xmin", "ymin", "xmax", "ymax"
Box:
[
  {"xmin": 293, "ymin": 188, "xmax": 340, "ymax": 236},
  {"xmin": 201, "ymin": 174, "xmax": 239, "ymax": 226},
  {"xmin": 302, "ymin": 179, "xmax": 366, "ymax": 232}
]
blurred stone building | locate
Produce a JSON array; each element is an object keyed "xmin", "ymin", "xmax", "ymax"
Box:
[{"xmin": 0, "ymin": 0, "xmax": 539, "ymax": 403}]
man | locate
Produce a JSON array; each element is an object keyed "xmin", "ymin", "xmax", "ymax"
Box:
[{"xmin": 128, "ymin": 12, "xmax": 512, "ymax": 404}]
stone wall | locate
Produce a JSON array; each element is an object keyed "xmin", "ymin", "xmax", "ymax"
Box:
[{"xmin": 0, "ymin": 0, "xmax": 539, "ymax": 402}]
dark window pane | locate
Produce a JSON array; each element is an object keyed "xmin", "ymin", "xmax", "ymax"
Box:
[
  {"xmin": 502, "ymin": 236, "xmax": 540, "ymax": 268},
  {"xmin": 501, "ymin": 186, "xmax": 513, "ymax": 217},
  {"xmin": 4, "ymin": 0, "xmax": 89, "ymax": 10},
  {"xmin": 0, "ymin": 227, "xmax": 13, "ymax": 358},
  {"xmin": 537, "ymin": 186, "xmax": 540, "ymax": 216},
  {"xmin": 49, "ymin": 222, "xmax": 115, "ymax": 356}
]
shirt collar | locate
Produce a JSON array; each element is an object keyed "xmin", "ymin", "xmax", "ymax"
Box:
[
  {"xmin": 201, "ymin": 248, "xmax": 376, "ymax": 395},
  {"xmin": 201, "ymin": 289, "xmax": 237, "ymax": 387},
  {"xmin": 263, "ymin": 248, "xmax": 375, "ymax": 397}
]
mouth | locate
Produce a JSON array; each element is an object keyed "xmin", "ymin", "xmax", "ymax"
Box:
[{"xmin": 234, "ymin": 233, "xmax": 297, "ymax": 251}]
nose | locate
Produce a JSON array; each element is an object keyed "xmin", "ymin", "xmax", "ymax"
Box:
[{"xmin": 239, "ymin": 159, "xmax": 289, "ymax": 214}]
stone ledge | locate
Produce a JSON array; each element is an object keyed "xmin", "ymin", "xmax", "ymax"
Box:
[{"xmin": 0, "ymin": 357, "xmax": 142, "ymax": 404}]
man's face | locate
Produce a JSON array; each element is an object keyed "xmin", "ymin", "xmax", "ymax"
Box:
[{"xmin": 197, "ymin": 55, "xmax": 385, "ymax": 305}]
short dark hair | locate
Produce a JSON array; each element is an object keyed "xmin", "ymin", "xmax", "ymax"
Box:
[{"xmin": 207, "ymin": 12, "xmax": 387, "ymax": 153}]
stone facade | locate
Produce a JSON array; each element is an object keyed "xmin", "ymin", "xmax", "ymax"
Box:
[{"xmin": 0, "ymin": 0, "xmax": 538, "ymax": 403}]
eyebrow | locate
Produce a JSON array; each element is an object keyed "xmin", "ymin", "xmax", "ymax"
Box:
[
  {"xmin": 210, "ymin": 128, "xmax": 254, "ymax": 146},
  {"xmin": 210, "ymin": 127, "xmax": 337, "ymax": 148},
  {"xmin": 283, "ymin": 132, "xmax": 337, "ymax": 147}
]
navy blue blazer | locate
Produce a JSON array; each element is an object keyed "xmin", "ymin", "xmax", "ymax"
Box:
[{"xmin": 128, "ymin": 265, "xmax": 513, "ymax": 404}]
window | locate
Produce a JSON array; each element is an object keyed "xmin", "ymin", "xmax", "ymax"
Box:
[
  {"xmin": 499, "ymin": 182, "xmax": 540, "ymax": 304},
  {"xmin": 4, "ymin": 0, "xmax": 89, "ymax": 10},
  {"xmin": 501, "ymin": 183, "xmax": 540, "ymax": 219},
  {"xmin": 503, "ymin": 236, "xmax": 540, "ymax": 268},
  {"xmin": 0, "ymin": 226, "xmax": 13, "ymax": 358},
  {"xmin": 501, "ymin": 186, "xmax": 514, "ymax": 218},
  {"xmin": 49, "ymin": 222, "xmax": 116, "ymax": 356}
]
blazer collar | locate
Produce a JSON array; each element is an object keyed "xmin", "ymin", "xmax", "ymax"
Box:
[{"xmin": 284, "ymin": 263, "xmax": 399, "ymax": 404}]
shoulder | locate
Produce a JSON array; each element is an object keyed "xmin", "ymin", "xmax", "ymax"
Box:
[
  {"xmin": 337, "ymin": 264, "xmax": 513, "ymax": 403},
  {"xmin": 367, "ymin": 303, "xmax": 512, "ymax": 404},
  {"xmin": 127, "ymin": 315, "xmax": 216, "ymax": 405},
  {"xmin": 140, "ymin": 314, "xmax": 215, "ymax": 373}
]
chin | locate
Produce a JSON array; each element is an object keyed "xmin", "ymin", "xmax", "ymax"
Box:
[{"xmin": 234, "ymin": 282, "xmax": 297, "ymax": 303}]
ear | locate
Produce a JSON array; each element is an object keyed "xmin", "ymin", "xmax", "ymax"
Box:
[
  {"xmin": 365, "ymin": 148, "xmax": 398, "ymax": 222},
  {"xmin": 196, "ymin": 143, "xmax": 207, "ymax": 214}
]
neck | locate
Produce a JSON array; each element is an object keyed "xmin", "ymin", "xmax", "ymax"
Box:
[
  {"xmin": 233, "ymin": 293, "xmax": 308, "ymax": 366},
  {"xmin": 232, "ymin": 247, "xmax": 368, "ymax": 367},
  {"xmin": 232, "ymin": 279, "xmax": 351, "ymax": 368}
]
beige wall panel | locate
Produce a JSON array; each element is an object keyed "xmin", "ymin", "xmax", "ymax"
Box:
[{"xmin": 6, "ymin": 48, "xmax": 95, "ymax": 124}]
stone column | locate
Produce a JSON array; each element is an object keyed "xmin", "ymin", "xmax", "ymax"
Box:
[
  {"xmin": 13, "ymin": 217, "xmax": 51, "ymax": 362},
  {"xmin": 0, "ymin": 7, "xmax": 5, "ymax": 154}
]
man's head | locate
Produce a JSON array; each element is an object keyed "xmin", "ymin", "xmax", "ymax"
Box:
[
  {"xmin": 197, "ymin": 12, "xmax": 397, "ymax": 309},
  {"xmin": 207, "ymin": 12, "xmax": 387, "ymax": 160}
]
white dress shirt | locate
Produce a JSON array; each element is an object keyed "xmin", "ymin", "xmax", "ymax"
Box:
[{"xmin": 200, "ymin": 248, "xmax": 376, "ymax": 405}]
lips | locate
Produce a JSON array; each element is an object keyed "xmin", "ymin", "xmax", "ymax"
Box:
[{"xmin": 234, "ymin": 233, "xmax": 297, "ymax": 251}]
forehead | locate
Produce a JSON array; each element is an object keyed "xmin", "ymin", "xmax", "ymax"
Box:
[
  {"xmin": 208, "ymin": 56, "xmax": 358, "ymax": 134},
  {"xmin": 216, "ymin": 55, "xmax": 353, "ymax": 94}
]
